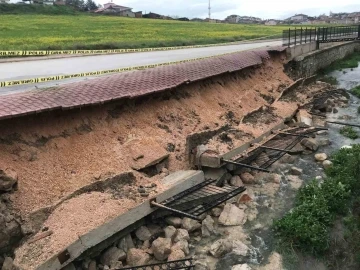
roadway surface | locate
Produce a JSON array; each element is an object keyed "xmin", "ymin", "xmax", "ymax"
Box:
[{"xmin": 0, "ymin": 39, "xmax": 281, "ymax": 95}]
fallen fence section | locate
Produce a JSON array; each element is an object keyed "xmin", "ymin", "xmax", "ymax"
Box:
[
  {"xmin": 232, "ymin": 126, "xmax": 326, "ymax": 170},
  {"xmin": 118, "ymin": 258, "xmax": 195, "ymax": 270},
  {"xmin": 152, "ymin": 179, "xmax": 246, "ymax": 221}
]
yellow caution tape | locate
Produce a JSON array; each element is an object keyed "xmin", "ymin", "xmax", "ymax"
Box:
[
  {"xmin": 0, "ymin": 35, "xmax": 280, "ymax": 57},
  {"xmin": 0, "ymin": 51, "xmax": 242, "ymax": 88}
]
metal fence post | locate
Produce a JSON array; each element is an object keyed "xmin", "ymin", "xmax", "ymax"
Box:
[
  {"xmin": 316, "ymin": 28, "xmax": 320, "ymax": 50},
  {"xmin": 300, "ymin": 27, "xmax": 303, "ymax": 44},
  {"xmin": 294, "ymin": 28, "xmax": 297, "ymax": 46},
  {"xmin": 358, "ymin": 25, "xmax": 360, "ymax": 39},
  {"xmin": 288, "ymin": 28, "xmax": 291, "ymax": 47}
]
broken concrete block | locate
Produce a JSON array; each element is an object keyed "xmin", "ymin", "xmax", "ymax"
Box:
[
  {"xmin": 296, "ymin": 110, "xmax": 313, "ymax": 126},
  {"xmin": 125, "ymin": 138, "xmax": 169, "ymax": 170},
  {"xmin": 218, "ymin": 204, "xmax": 246, "ymax": 226},
  {"xmin": 151, "ymin": 237, "xmax": 172, "ymax": 261}
]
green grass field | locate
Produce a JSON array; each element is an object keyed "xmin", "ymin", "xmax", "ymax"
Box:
[{"xmin": 0, "ymin": 14, "xmax": 291, "ymax": 51}]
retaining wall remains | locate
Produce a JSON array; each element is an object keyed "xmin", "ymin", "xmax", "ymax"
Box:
[{"xmin": 287, "ymin": 41, "xmax": 360, "ymax": 79}]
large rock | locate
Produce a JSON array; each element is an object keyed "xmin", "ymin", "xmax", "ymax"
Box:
[
  {"xmin": 211, "ymin": 207, "xmax": 222, "ymax": 217},
  {"xmin": 168, "ymin": 248, "xmax": 185, "ymax": 261},
  {"xmin": 173, "ymin": 229, "xmax": 190, "ymax": 243},
  {"xmin": 315, "ymin": 153, "xmax": 327, "ymax": 161},
  {"xmin": 151, "ymin": 237, "xmax": 172, "ymax": 261},
  {"xmin": 165, "ymin": 217, "xmax": 182, "ymax": 228},
  {"xmin": 117, "ymin": 234, "xmax": 135, "ymax": 252},
  {"xmin": 218, "ymin": 204, "xmax": 246, "ymax": 226},
  {"xmin": 100, "ymin": 247, "xmax": 126, "ymax": 267},
  {"xmin": 232, "ymin": 240, "xmax": 249, "ymax": 257},
  {"xmin": 209, "ymin": 239, "xmax": 232, "ymax": 258},
  {"xmin": 135, "ymin": 226, "xmax": 152, "ymax": 241},
  {"xmin": 88, "ymin": 261, "xmax": 97, "ymax": 270},
  {"xmin": 194, "ymin": 260, "xmax": 210, "ymax": 270},
  {"xmin": 230, "ymin": 176, "xmax": 244, "ymax": 187},
  {"xmin": 126, "ymin": 248, "xmax": 151, "ymax": 267},
  {"xmin": 232, "ymin": 264, "xmax": 252, "ymax": 270},
  {"xmin": 0, "ymin": 169, "xmax": 17, "ymax": 192},
  {"xmin": 61, "ymin": 263, "xmax": 76, "ymax": 270},
  {"xmin": 240, "ymin": 173, "xmax": 255, "ymax": 184},
  {"xmin": 147, "ymin": 224, "xmax": 163, "ymax": 237},
  {"xmin": 201, "ymin": 215, "xmax": 215, "ymax": 237},
  {"xmin": 182, "ymin": 218, "xmax": 201, "ymax": 232},
  {"xmin": 301, "ymin": 138, "xmax": 319, "ymax": 151},
  {"xmin": 280, "ymin": 153, "xmax": 296, "ymax": 164},
  {"xmin": 323, "ymin": 160, "xmax": 333, "ymax": 169},
  {"xmin": 164, "ymin": 226, "xmax": 177, "ymax": 239},
  {"xmin": 172, "ymin": 240, "xmax": 190, "ymax": 255},
  {"xmin": 290, "ymin": 167, "xmax": 303, "ymax": 176},
  {"xmin": 1, "ymin": 257, "xmax": 17, "ymax": 270}
]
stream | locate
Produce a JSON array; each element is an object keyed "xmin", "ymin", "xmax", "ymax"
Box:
[{"xmin": 196, "ymin": 64, "xmax": 360, "ymax": 270}]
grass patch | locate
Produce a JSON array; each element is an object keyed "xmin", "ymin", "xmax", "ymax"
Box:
[
  {"xmin": 274, "ymin": 145, "xmax": 360, "ymax": 266},
  {"xmin": 0, "ymin": 11, "xmax": 294, "ymax": 51},
  {"xmin": 340, "ymin": 126, "xmax": 359, "ymax": 140},
  {"xmin": 351, "ymin": 85, "xmax": 360, "ymax": 98}
]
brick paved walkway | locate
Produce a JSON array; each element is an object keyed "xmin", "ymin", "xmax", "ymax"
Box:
[{"xmin": 0, "ymin": 47, "xmax": 285, "ymax": 120}]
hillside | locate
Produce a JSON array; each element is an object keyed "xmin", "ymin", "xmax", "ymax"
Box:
[{"xmin": 0, "ymin": 10, "xmax": 288, "ymax": 51}]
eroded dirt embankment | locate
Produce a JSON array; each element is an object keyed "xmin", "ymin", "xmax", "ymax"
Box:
[{"xmin": 0, "ymin": 54, "xmax": 292, "ymax": 216}]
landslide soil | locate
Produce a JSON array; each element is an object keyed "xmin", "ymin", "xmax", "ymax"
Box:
[{"xmin": 0, "ymin": 57, "xmax": 293, "ymax": 215}]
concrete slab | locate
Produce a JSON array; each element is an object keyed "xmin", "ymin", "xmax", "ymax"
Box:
[
  {"xmin": 14, "ymin": 170, "xmax": 204, "ymax": 270},
  {"xmin": 125, "ymin": 138, "xmax": 169, "ymax": 170}
]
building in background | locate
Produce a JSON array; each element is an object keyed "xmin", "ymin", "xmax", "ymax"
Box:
[{"xmin": 95, "ymin": 2, "xmax": 139, "ymax": 17}]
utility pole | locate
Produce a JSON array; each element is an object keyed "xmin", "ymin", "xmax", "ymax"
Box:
[{"xmin": 208, "ymin": 0, "xmax": 211, "ymax": 20}]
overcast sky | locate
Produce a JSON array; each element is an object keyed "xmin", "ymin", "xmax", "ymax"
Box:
[{"xmin": 96, "ymin": 0, "xmax": 360, "ymax": 19}]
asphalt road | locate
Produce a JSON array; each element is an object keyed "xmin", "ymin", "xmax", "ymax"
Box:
[{"xmin": 0, "ymin": 40, "xmax": 281, "ymax": 95}]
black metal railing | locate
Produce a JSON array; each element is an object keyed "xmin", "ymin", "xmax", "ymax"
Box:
[
  {"xmin": 282, "ymin": 28, "xmax": 317, "ymax": 47},
  {"xmin": 283, "ymin": 25, "xmax": 360, "ymax": 47}
]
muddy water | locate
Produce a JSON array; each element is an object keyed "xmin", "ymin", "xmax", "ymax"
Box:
[{"xmin": 196, "ymin": 67, "xmax": 360, "ymax": 270}]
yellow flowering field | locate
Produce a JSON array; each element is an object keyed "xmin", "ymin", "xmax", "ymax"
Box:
[{"xmin": 1, "ymin": 14, "xmax": 291, "ymax": 50}]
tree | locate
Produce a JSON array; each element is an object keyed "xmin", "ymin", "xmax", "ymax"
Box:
[
  {"xmin": 65, "ymin": 0, "xmax": 85, "ymax": 10},
  {"xmin": 85, "ymin": 0, "xmax": 97, "ymax": 11}
]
